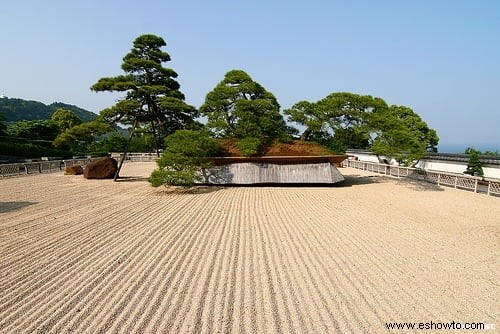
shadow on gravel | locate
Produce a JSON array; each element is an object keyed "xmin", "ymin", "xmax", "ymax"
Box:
[
  {"xmin": 336, "ymin": 174, "xmax": 444, "ymax": 192},
  {"xmin": 115, "ymin": 176, "xmax": 149, "ymax": 182},
  {"xmin": 395, "ymin": 178, "xmax": 444, "ymax": 192},
  {"xmin": 0, "ymin": 201, "xmax": 37, "ymax": 213},
  {"xmin": 335, "ymin": 174, "xmax": 385, "ymax": 188},
  {"xmin": 154, "ymin": 186, "xmax": 226, "ymax": 196}
]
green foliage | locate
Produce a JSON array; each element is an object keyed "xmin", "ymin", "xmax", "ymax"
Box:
[
  {"xmin": 157, "ymin": 130, "xmax": 221, "ymax": 167},
  {"xmin": 369, "ymin": 105, "xmax": 439, "ymax": 165},
  {"xmin": 0, "ymin": 100, "xmax": 100, "ymax": 158},
  {"xmin": 200, "ymin": 69, "xmax": 290, "ymax": 140},
  {"xmin": 47, "ymin": 102, "xmax": 97, "ymax": 123},
  {"xmin": 306, "ymin": 127, "xmax": 370, "ymax": 154},
  {"xmin": 331, "ymin": 128, "xmax": 370, "ymax": 152},
  {"xmin": 92, "ymin": 34, "xmax": 198, "ymax": 148},
  {"xmin": 0, "ymin": 139, "xmax": 71, "ymax": 158},
  {"xmin": 149, "ymin": 165, "xmax": 201, "ymax": 188},
  {"xmin": 150, "ymin": 130, "xmax": 221, "ymax": 187},
  {"xmin": 0, "ymin": 112, "xmax": 6, "ymax": 135},
  {"xmin": 129, "ymin": 134, "xmax": 156, "ymax": 152},
  {"xmin": 464, "ymin": 150, "xmax": 484, "ymax": 177},
  {"xmin": 387, "ymin": 105, "xmax": 439, "ymax": 153},
  {"xmin": 0, "ymin": 112, "xmax": 73, "ymax": 157},
  {"xmin": 286, "ymin": 92, "xmax": 387, "ymax": 143},
  {"xmin": 0, "ymin": 97, "xmax": 97, "ymax": 123},
  {"xmin": 53, "ymin": 119, "xmax": 113, "ymax": 154},
  {"xmin": 286, "ymin": 92, "xmax": 439, "ymax": 164},
  {"xmin": 51, "ymin": 108, "xmax": 82, "ymax": 131},
  {"xmin": 7, "ymin": 119, "xmax": 60, "ymax": 142},
  {"xmin": 464, "ymin": 147, "xmax": 481, "ymax": 155},
  {"xmin": 88, "ymin": 132, "xmax": 128, "ymax": 155},
  {"xmin": 0, "ymin": 97, "xmax": 53, "ymax": 122},
  {"xmin": 235, "ymin": 137, "xmax": 262, "ymax": 157},
  {"xmin": 370, "ymin": 127, "xmax": 424, "ymax": 165},
  {"xmin": 286, "ymin": 92, "xmax": 389, "ymax": 154}
]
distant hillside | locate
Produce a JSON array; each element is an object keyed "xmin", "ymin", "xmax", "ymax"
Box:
[
  {"xmin": 48, "ymin": 102, "xmax": 98, "ymax": 123},
  {"xmin": 0, "ymin": 97, "xmax": 98, "ymax": 124}
]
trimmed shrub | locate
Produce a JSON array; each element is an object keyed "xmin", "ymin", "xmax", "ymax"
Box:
[
  {"xmin": 464, "ymin": 151, "xmax": 484, "ymax": 177},
  {"xmin": 149, "ymin": 130, "xmax": 221, "ymax": 187}
]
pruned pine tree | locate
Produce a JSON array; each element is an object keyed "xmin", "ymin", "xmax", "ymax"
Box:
[
  {"xmin": 91, "ymin": 34, "xmax": 198, "ymax": 179},
  {"xmin": 200, "ymin": 70, "xmax": 289, "ymax": 155},
  {"xmin": 285, "ymin": 92, "xmax": 387, "ymax": 152},
  {"xmin": 285, "ymin": 92, "xmax": 439, "ymax": 164}
]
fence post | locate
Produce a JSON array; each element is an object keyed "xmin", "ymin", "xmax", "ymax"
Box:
[
  {"xmin": 454, "ymin": 176, "xmax": 458, "ymax": 188},
  {"xmin": 474, "ymin": 179, "xmax": 478, "ymax": 193},
  {"xmin": 487, "ymin": 182, "xmax": 491, "ymax": 196},
  {"xmin": 437, "ymin": 173, "xmax": 441, "ymax": 186}
]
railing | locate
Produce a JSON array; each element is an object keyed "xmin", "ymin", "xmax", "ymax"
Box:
[
  {"xmin": 0, "ymin": 158, "xmax": 91, "ymax": 177},
  {"xmin": 0, "ymin": 153, "xmax": 157, "ymax": 178},
  {"xmin": 343, "ymin": 159, "xmax": 500, "ymax": 197},
  {"xmin": 110, "ymin": 152, "xmax": 158, "ymax": 162}
]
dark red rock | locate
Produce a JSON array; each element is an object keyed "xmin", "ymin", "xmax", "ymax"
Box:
[
  {"xmin": 65, "ymin": 165, "xmax": 83, "ymax": 175},
  {"xmin": 83, "ymin": 157, "xmax": 118, "ymax": 179}
]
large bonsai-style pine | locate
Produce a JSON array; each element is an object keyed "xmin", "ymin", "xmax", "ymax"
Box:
[
  {"xmin": 200, "ymin": 69, "xmax": 290, "ymax": 155},
  {"xmin": 91, "ymin": 34, "xmax": 198, "ymax": 179}
]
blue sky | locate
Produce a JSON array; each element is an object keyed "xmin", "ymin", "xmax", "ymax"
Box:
[{"xmin": 1, "ymin": 1, "xmax": 499, "ymax": 152}]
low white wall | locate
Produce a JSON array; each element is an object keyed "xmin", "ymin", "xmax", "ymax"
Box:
[
  {"xmin": 348, "ymin": 153, "xmax": 398, "ymax": 165},
  {"xmin": 351, "ymin": 153, "xmax": 500, "ymax": 180},
  {"xmin": 201, "ymin": 162, "xmax": 345, "ymax": 184},
  {"xmin": 415, "ymin": 160, "xmax": 467, "ymax": 174},
  {"xmin": 413, "ymin": 160, "xmax": 500, "ymax": 179}
]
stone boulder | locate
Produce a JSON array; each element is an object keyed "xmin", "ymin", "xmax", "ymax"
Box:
[
  {"xmin": 65, "ymin": 165, "xmax": 83, "ymax": 175},
  {"xmin": 83, "ymin": 157, "xmax": 118, "ymax": 179}
]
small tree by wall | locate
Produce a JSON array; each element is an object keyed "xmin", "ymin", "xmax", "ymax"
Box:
[{"xmin": 464, "ymin": 150, "xmax": 484, "ymax": 177}]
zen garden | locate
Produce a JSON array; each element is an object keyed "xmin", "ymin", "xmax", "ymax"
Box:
[{"xmin": 1, "ymin": 34, "xmax": 498, "ymax": 333}]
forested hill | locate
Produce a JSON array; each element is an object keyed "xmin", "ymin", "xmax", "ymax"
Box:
[{"xmin": 0, "ymin": 97, "xmax": 98, "ymax": 123}]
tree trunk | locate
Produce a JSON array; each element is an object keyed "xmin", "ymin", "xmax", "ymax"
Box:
[
  {"xmin": 150, "ymin": 120, "xmax": 160, "ymax": 157},
  {"xmin": 300, "ymin": 128, "xmax": 312, "ymax": 141},
  {"xmin": 114, "ymin": 120, "xmax": 138, "ymax": 181}
]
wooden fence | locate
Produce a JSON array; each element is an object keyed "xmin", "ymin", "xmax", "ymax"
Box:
[
  {"xmin": 343, "ymin": 159, "xmax": 500, "ymax": 197},
  {"xmin": 0, "ymin": 158, "xmax": 91, "ymax": 177}
]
